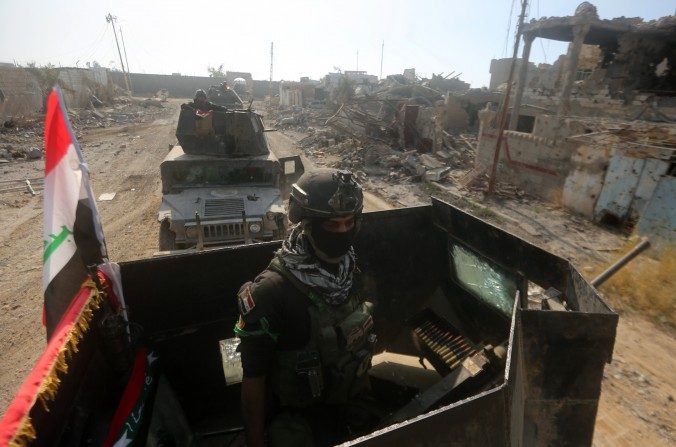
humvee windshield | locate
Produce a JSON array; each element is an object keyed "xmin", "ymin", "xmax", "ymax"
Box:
[{"xmin": 167, "ymin": 164, "xmax": 275, "ymax": 189}]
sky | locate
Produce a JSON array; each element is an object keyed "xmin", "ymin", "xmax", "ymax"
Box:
[{"xmin": 1, "ymin": 0, "xmax": 673, "ymax": 88}]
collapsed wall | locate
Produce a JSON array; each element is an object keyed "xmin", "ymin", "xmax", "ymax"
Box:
[
  {"xmin": 476, "ymin": 3, "xmax": 676, "ymax": 246},
  {"xmin": 0, "ymin": 66, "xmax": 43, "ymax": 120}
]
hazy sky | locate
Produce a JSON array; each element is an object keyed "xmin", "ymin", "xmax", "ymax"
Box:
[{"xmin": 1, "ymin": 0, "xmax": 673, "ymax": 87}]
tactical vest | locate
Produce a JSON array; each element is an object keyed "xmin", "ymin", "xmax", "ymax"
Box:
[{"xmin": 267, "ymin": 257, "xmax": 376, "ymax": 408}]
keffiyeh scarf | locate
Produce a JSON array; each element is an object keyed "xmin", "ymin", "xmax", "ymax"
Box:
[{"xmin": 276, "ymin": 225, "xmax": 355, "ymax": 306}]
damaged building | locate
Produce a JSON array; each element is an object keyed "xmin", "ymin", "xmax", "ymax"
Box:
[
  {"xmin": 0, "ymin": 64, "xmax": 113, "ymax": 121},
  {"xmin": 476, "ymin": 2, "xmax": 675, "ymax": 247}
]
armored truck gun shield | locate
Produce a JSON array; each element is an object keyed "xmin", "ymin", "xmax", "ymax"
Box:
[
  {"xmin": 159, "ymin": 107, "xmax": 303, "ymax": 250},
  {"xmin": 207, "ymin": 84, "xmax": 244, "ymax": 109}
]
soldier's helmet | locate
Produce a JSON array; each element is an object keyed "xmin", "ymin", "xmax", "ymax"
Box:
[{"xmin": 288, "ymin": 169, "xmax": 363, "ymax": 224}]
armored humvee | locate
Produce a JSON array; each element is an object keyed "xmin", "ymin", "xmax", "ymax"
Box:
[
  {"xmin": 0, "ymin": 199, "xmax": 618, "ymax": 446},
  {"xmin": 158, "ymin": 107, "xmax": 303, "ymax": 250}
]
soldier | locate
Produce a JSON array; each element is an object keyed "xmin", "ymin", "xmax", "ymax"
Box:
[
  {"xmin": 180, "ymin": 89, "xmax": 226, "ymax": 112},
  {"xmin": 235, "ymin": 169, "xmax": 377, "ymax": 446},
  {"xmin": 208, "ymin": 81, "xmax": 244, "ymax": 108}
]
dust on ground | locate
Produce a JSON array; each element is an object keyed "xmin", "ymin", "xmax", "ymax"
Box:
[{"xmin": 0, "ymin": 100, "xmax": 673, "ymax": 446}]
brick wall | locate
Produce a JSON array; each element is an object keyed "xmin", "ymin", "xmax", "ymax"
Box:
[
  {"xmin": 0, "ymin": 66, "xmax": 42, "ymax": 120},
  {"xmin": 476, "ymin": 117, "xmax": 579, "ymax": 203},
  {"xmin": 110, "ymin": 71, "xmax": 279, "ymax": 100}
]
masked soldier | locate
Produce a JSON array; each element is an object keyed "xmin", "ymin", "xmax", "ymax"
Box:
[
  {"xmin": 236, "ymin": 168, "xmax": 377, "ymax": 446},
  {"xmin": 180, "ymin": 89, "xmax": 226, "ymax": 112}
]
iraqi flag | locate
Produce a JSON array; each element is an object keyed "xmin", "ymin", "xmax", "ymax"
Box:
[{"xmin": 43, "ymin": 87, "xmax": 108, "ymax": 338}]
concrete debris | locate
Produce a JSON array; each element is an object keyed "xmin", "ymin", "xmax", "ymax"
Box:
[
  {"xmin": 75, "ymin": 99, "xmax": 166, "ymax": 129},
  {"xmin": 90, "ymin": 95, "xmax": 104, "ymax": 108},
  {"xmin": 156, "ymin": 89, "xmax": 169, "ymax": 102},
  {"xmin": 141, "ymin": 98, "xmax": 164, "ymax": 108},
  {"xmin": 26, "ymin": 147, "xmax": 42, "ymax": 159},
  {"xmin": 98, "ymin": 192, "xmax": 116, "ymax": 201},
  {"xmin": 419, "ymin": 154, "xmax": 445, "ymax": 169},
  {"xmin": 424, "ymin": 167, "xmax": 452, "ymax": 182},
  {"xmin": 272, "ymin": 70, "xmax": 480, "ymax": 185},
  {"xmin": 0, "ymin": 91, "xmax": 169, "ymax": 165}
]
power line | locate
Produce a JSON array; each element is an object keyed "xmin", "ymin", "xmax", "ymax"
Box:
[
  {"xmin": 79, "ymin": 25, "xmax": 109, "ymax": 64},
  {"xmin": 119, "ymin": 26, "xmax": 134, "ymax": 92},
  {"xmin": 380, "ymin": 41, "xmax": 384, "ymax": 80},
  {"xmin": 488, "ymin": 0, "xmax": 529, "ymax": 194},
  {"xmin": 268, "ymin": 42, "xmax": 273, "ymax": 106},
  {"xmin": 503, "ymin": 0, "xmax": 517, "ymax": 57},
  {"xmin": 536, "ymin": 0, "xmax": 548, "ymax": 64},
  {"xmin": 105, "ymin": 13, "xmax": 131, "ymax": 93}
]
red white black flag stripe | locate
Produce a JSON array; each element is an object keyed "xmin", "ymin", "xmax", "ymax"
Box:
[{"xmin": 43, "ymin": 87, "xmax": 108, "ymax": 338}]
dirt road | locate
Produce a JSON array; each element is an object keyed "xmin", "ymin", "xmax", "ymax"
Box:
[{"xmin": 0, "ymin": 101, "xmax": 673, "ymax": 446}]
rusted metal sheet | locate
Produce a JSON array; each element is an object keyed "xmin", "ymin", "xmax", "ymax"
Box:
[
  {"xmin": 594, "ymin": 153, "xmax": 644, "ymax": 222},
  {"xmin": 638, "ymin": 176, "xmax": 676, "ymax": 247}
]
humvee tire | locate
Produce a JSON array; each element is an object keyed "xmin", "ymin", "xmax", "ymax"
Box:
[{"xmin": 159, "ymin": 220, "xmax": 176, "ymax": 251}]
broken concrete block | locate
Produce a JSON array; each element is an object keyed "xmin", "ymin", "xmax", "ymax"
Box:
[
  {"xmin": 419, "ymin": 153, "xmax": 445, "ymax": 169},
  {"xmin": 542, "ymin": 298, "xmax": 567, "ymax": 311},
  {"xmin": 27, "ymin": 147, "xmax": 43, "ymax": 159},
  {"xmin": 405, "ymin": 155, "xmax": 426, "ymax": 177},
  {"xmin": 424, "ymin": 167, "xmax": 451, "ymax": 182},
  {"xmin": 435, "ymin": 150, "xmax": 452, "ymax": 160},
  {"xmin": 384, "ymin": 154, "xmax": 402, "ymax": 168},
  {"xmin": 98, "ymin": 192, "xmax": 117, "ymax": 201},
  {"xmin": 142, "ymin": 98, "xmax": 163, "ymax": 108}
]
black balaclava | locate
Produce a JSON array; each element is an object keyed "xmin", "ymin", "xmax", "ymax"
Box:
[{"xmin": 306, "ymin": 219, "xmax": 357, "ymax": 262}]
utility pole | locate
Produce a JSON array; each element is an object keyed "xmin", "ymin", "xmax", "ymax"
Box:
[
  {"xmin": 119, "ymin": 26, "xmax": 133, "ymax": 93},
  {"xmin": 268, "ymin": 42, "xmax": 274, "ymax": 107},
  {"xmin": 105, "ymin": 13, "xmax": 131, "ymax": 94},
  {"xmin": 356, "ymin": 50, "xmax": 359, "ymax": 72},
  {"xmin": 486, "ymin": 0, "xmax": 528, "ymax": 195},
  {"xmin": 380, "ymin": 41, "xmax": 384, "ymax": 80}
]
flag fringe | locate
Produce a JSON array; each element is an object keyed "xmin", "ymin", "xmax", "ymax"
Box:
[{"xmin": 9, "ymin": 279, "xmax": 103, "ymax": 447}]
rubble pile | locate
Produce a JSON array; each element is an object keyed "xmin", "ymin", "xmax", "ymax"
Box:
[
  {"xmin": 298, "ymin": 128, "xmax": 347, "ymax": 148},
  {"xmin": 268, "ymin": 105, "xmax": 331, "ymax": 131},
  {"xmin": 0, "ymin": 96, "xmax": 169, "ymax": 165},
  {"xmin": 439, "ymin": 132, "xmax": 477, "ymax": 168},
  {"xmin": 0, "ymin": 117, "xmax": 44, "ymax": 162},
  {"xmin": 300, "ymin": 132, "xmax": 476, "ymax": 185},
  {"xmin": 269, "ymin": 69, "xmax": 480, "ymax": 185},
  {"xmin": 74, "ymin": 96, "xmax": 166, "ymax": 129}
]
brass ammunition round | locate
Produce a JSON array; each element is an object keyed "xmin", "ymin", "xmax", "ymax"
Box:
[
  {"xmin": 442, "ymin": 352, "xmax": 459, "ymax": 363},
  {"xmin": 430, "ymin": 327, "xmax": 463, "ymax": 345},
  {"xmin": 447, "ymin": 357, "xmax": 463, "ymax": 370},
  {"xmin": 446, "ymin": 339, "xmax": 470, "ymax": 353},
  {"xmin": 443, "ymin": 348, "xmax": 471, "ymax": 364}
]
